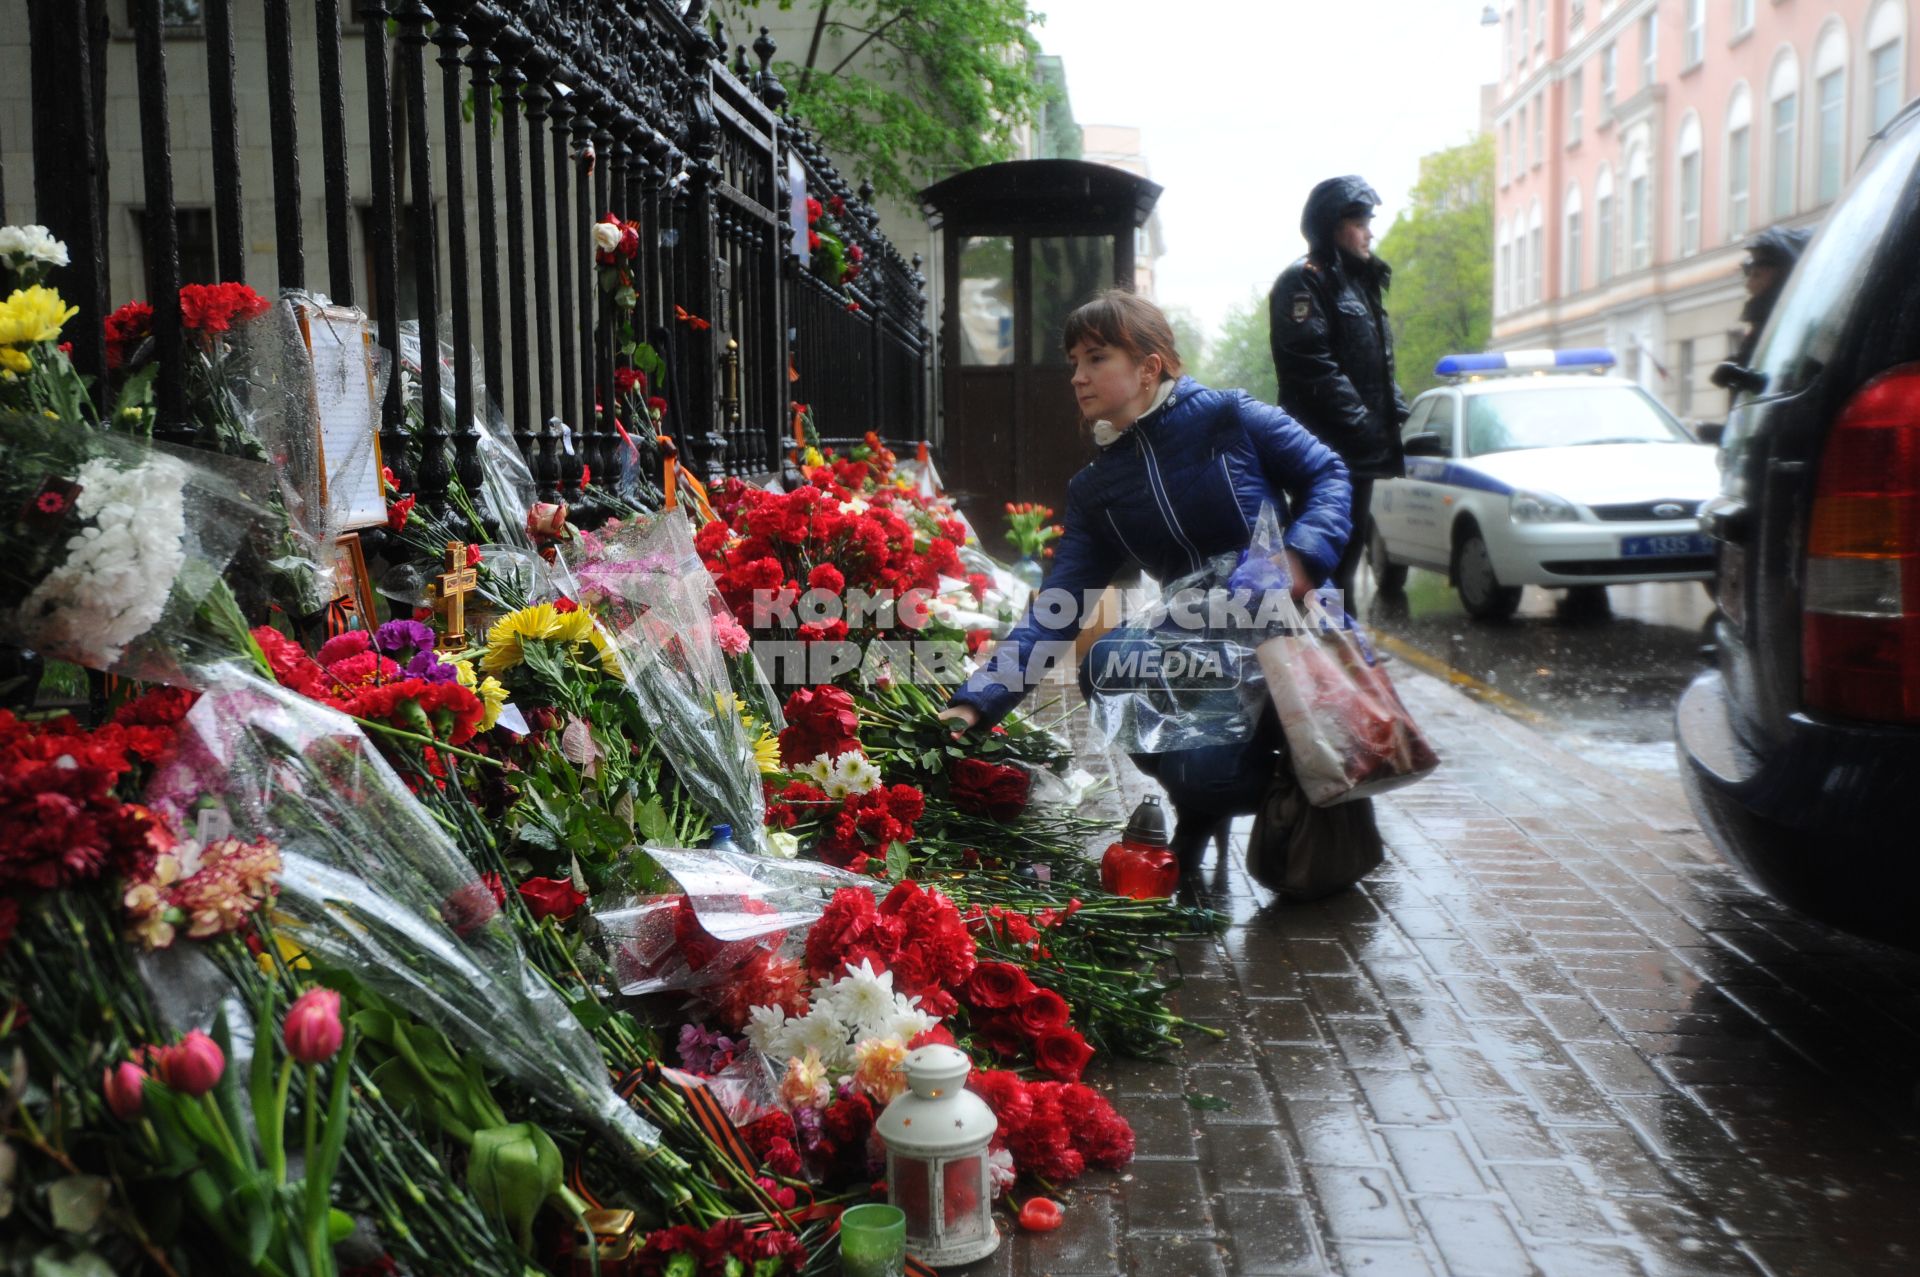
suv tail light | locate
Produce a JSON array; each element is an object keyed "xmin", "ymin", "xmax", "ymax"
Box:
[{"xmin": 1803, "ymin": 364, "xmax": 1920, "ymax": 723}]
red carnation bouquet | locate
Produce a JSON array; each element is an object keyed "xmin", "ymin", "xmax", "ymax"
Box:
[
  {"xmin": 968, "ymin": 1069, "xmax": 1134, "ymax": 1185},
  {"xmin": 805, "ymin": 881, "xmax": 974, "ymax": 1018}
]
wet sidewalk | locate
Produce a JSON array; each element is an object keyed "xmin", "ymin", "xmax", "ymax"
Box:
[{"xmin": 975, "ymin": 667, "xmax": 1920, "ymax": 1277}]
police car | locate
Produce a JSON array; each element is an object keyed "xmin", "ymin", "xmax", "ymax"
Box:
[{"xmin": 1367, "ymin": 349, "xmax": 1719, "ymax": 620}]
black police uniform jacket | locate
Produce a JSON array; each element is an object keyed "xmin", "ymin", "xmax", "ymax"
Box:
[{"xmin": 1267, "ymin": 176, "xmax": 1411, "ymax": 480}]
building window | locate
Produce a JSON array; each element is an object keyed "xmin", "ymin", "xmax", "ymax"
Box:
[
  {"xmin": 1571, "ymin": 0, "xmax": 1585, "ymax": 33},
  {"xmin": 1502, "ymin": 119, "xmax": 1514, "ymax": 183},
  {"xmin": 1640, "ymin": 11, "xmax": 1657, "ymax": 88},
  {"xmin": 136, "ymin": 208, "xmax": 217, "ymax": 295},
  {"xmin": 1505, "ymin": 8, "xmax": 1514, "ymax": 75},
  {"xmin": 1529, "ymin": 204, "xmax": 1544, "ymax": 304},
  {"xmin": 1518, "ymin": 1, "xmax": 1529, "ymax": 67},
  {"xmin": 1596, "ymin": 168, "xmax": 1615, "ymax": 283},
  {"xmin": 1684, "ymin": 0, "xmax": 1704, "ymax": 69},
  {"xmin": 1533, "ymin": 93, "xmax": 1545, "ymax": 166},
  {"xmin": 1871, "ymin": 41, "xmax": 1903, "ymax": 134},
  {"xmin": 1519, "ymin": 104, "xmax": 1530, "ymax": 172},
  {"xmin": 1678, "ymin": 339, "xmax": 1695, "ymax": 415},
  {"xmin": 1602, "ymin": 42, "xmax": 1617, "ymax": 110},
  {"xmin": 1564, "ymin": 187, "xmax": 1583, "ymax": 295},
  {"xmin": 1728, "ymin": 123, "xmax": 1751, "ymax": 239},
  {"xmin": 127, "ymin": 0, "xmax": 202, "ymax": 22},
  {"xmin": 1536, "ymin": 0, "xmax": 1546, "ymax": 48},
  {"xmin": 1513, "ymin": 229, "xmax": 1526, "ymax": 311},
  {"xmin": 1769, "ymin": 53, "xmax": 1800, "ymax": 218},
  {"xmin": 1628, "ymin": 148, "xmax": 1650, "ymax": 270},
  {"xmin": 1868, "ymin": 3, "xmax": 1907, "ymax": 135},
  {"xmin": 1816, "ymin": 70, "xmax": 1845, "ymax": 202},
  {"xmin": 1734, "ymin": 0, "xmax": 1754, "ymax": 37},
  {"xmin": 1569, "ymin": 67, "xmax": 1584, "ymax": 141},
  {"xmin": 1498, "ymin": 226, "xmax": 1512, "ymax": 314},
  {"xmin": 1679, "ymin": 154, "xmax": 1701, "ymax": 256}
]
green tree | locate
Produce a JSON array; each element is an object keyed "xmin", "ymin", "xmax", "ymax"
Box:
[
  {"xmin": 720, "ymin": 0, "xmax": 1050, "ymax": 203},
  {"xmin": 1195, "ymin": 292, "xmax": 1278, "ymax": 404},
  {"xmin": 1376, "ymin": 134, "xmax": 1495, "ymax": 397},
  {"xmin": 1163, "ymin": 305, "xmax": 1208, "ymax": 378}
]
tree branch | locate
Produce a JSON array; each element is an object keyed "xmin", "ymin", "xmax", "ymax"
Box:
[
  {"xmin": 799, "ymin": 0, "xmax": 833, "ymax": 97},
  {"xmin": 827, "ymin": 10, "xmax": 915, "ymax": 78}
]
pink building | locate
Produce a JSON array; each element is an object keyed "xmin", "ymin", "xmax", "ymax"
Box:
[{"xmin": 1491, "ymin": 0, "xmax": 1915, "ymax": 418}]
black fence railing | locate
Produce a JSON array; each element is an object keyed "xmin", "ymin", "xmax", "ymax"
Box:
[{"xmin": 11, "ymin": 0, "xmax": 929, "ymax": 516}]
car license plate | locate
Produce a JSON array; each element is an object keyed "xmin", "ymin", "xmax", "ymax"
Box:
[{"xmin": 1620, "ymin": 532, "xmax": 1711, "ymax": 557}]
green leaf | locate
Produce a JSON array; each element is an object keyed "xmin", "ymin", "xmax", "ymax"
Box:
[
  {"xmin": 634, "ymin": 794, "xmax": 673, "ymax": 843},
  {"xmin": 29, "ymin": 1252, "xmax": 118, "ymax": 1277},
  {"xmin": 231, "ymin": 1171, "xmax": 275, "ymax": 1263},
  {"xmin": 467, "ymin": 1122, "xmax": 565, "ymax": 1255},
  {"xmin": 47, "ymin": 1176, "xmax": 110, "ymax": 1234},
  {"xmin": 884, "ymin": 840, "xmax": 911, "ymax": 882},
  {"xmin": 1183, "ymin": 1092, "xmax": 1232, "ymax": 1112}
]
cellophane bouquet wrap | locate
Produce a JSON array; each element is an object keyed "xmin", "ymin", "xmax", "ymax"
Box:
[
  {"xmin": 0, "ymin": 415, "xmax": 270, "ymax": 682},
  {"xmin": 143, "ymin": 664, "xmax": 665, "ymax": 1162},
  {"xmin": 1254, "ymin": 594, "xmax": 1439, "ymax": 806},
  {"xmin": 594, "ymin": 846, "xmax": 869, "ymax": 997},
  {"xmin": 567, "ymin": 509, "xmax": 773, "ymax": 849}
]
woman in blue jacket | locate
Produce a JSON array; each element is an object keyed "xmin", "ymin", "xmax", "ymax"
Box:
[{"xmin": 939, "ymin": 291, "xmax": 1352, "ymax": 869}]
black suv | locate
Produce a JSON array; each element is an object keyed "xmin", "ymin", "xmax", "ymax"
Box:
[{"xmin": 1677, "ymin": 100, "xmax": 1920, "ymax": 949}]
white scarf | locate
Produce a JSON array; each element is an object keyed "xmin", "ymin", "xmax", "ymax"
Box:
[{"xmin": 1091, "ymin": 378, "xmax": 1177, "ymax": 448}]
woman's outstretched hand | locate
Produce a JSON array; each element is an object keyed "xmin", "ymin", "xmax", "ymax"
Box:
[
  {"xmin": 1278, "ymin": 549, "xmax": 1313, "ymax": 601},
  {"xmin": 937, "ymin": 704, "xmax": 981, "ymax": 736}
]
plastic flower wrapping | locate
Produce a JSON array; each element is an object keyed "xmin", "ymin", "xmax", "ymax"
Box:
[
  {"xmin": 144, "ymin": 663, "xmax": 664, "ymax": 1162},
  {"xmin": 395, "ymin": 322, "xmax": 540, "ymax": 554},
  {"xmin": 565, "ymin": 509, "xmax": 775, "ymax": 849},
  {"xmin": 0, "ymin": 416, "xmax": 273, "ymax": 683},
  {"xmin": 595, "ymin": 844, "xmax": 869, "ymax": 1000}
]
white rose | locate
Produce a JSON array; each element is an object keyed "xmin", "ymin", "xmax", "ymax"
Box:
[{"xmin": 592, "ymin": 220, "xmax": 622, "ymax": 254}]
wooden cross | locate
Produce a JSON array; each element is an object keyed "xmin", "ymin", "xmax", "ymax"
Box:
[{"xmin": 432, "ymin": 540, "xmax": 479, "ymax": 650}]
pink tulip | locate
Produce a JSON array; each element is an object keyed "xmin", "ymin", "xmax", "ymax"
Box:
[
  {"xmin": 283, "ymin": 987, "xmax": 344, "ymax": 1065},
  {"xmin": 156, "ymin": 1029, "xmax": 225, "ymax": 1096},
  {"xmin": 102, "ymin": 1060, "xmax": 148, "ymax": 1119}
]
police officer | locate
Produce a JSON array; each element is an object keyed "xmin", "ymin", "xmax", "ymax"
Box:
[
  {"xmin": 1269, "ymin": 177, "xmax": 1409, "ymax": 601},
  {"xmin": 1713, "ymin": 225, "xmax": 1812, "ymax": 402}
]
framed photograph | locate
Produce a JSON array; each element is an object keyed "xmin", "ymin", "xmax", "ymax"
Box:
[
  {"xmin": 294, "ymin": 301, "xmax": 388, "ymax": 531},
  {"xmin": 328, "ymin": 533, "xmax": 379, "ymax": 634}
]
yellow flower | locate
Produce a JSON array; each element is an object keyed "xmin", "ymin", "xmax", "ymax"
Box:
[
  {"xmin": 481, "ymin": 603, "xmax": 563, "ymax": 672},
  {"xmin": 803, "ymin": 446, "xmax": 824, "ymax": 468},
  {"xmin": 0, "ymin": 286, "xmax": 78, "ymax": 347},
  {"xmin": 0, "ymin": 347, "xmax": 29, "ymax": 374},
  {"xmin": 853, "ymin": 1037, "xmax": 909, "ymax": 1105},
  {"xmin": 456, "ymin": 660, "xmax": 512, "ymax": 730},
  {"xmin": 752, "ymin": 726, "xmax": 783, "ymax": 775}
]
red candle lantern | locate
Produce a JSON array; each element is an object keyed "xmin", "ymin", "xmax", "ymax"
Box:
[{"xmin": 1100, "ymin": 795, "xmax": 1179, "ymax": 899}]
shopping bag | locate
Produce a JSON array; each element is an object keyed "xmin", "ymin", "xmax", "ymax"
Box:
[
  {"xmin": 1254, "ymin": 595, "xmax": 1439, "ymax": 806},
  {"xmin": 1246, "ymin": 761, "xmax": 1384, "ymax": 900}
]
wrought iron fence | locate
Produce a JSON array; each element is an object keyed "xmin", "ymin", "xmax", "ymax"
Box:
[{"xmin": 10, "ymin": 0, "xmax": 929, "ymax": 518}]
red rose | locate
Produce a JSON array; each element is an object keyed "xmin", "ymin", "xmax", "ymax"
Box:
[
  {"xmin": 517, "ymin": 876, "xmax": 586, "ymax": 922},
  {"xmin": 948, "ymin": 757, "xmax": 1031, "ymax": 822},
  {"xmin": 443, "ymin": 880, "xmax": 499, "ymax": 937},
  {"xmin": 1016, "ymin": 987, "xmax": 1071, "ymax": 1036},
  {"xmin": 1033, "ymin": 1027, "xmax": 1094, "ymax": 1082},
  {"xmin": 964, "ymin": 961, "xmax": 1033, "ymax": 1010},
  {"xmin": 777, "ymin": 685, "xmax": 861, "ymax": 767}
]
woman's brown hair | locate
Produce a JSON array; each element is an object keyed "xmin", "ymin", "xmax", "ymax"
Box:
[{"xmin": 1060, "ymin": 289, "xmax": 1184, "ymax": 379}]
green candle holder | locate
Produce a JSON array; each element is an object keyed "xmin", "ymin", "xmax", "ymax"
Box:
[{"xmin": 840, "ymin": 1203, "xmax": 908, "ymax": 1277}]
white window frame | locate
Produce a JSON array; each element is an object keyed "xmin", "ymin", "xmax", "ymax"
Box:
[
  {"xmin": 1602, "ymin": 42, "xmax": 1617, "ymax": 111},
  {"xmin": 1813, "ymin": 22, "xmax": 1849, "ymax": 204},
  {"xmin": 1769, "ymin": 50, "xmax": 1801, "ymax": 219},
  {"xmin": 1498, "ymin": 220, "xmax": 1512, "ymax": 314},
  {"xmin": 1867, "ymin": 2, "xmax": 1908, "ymax": 137},
  {"xmin": 1726, "ymin": 82, "xmax": 1753, "ymax": 240},
  {"xmin": 1627, "ymin": 145, "xmax": 1651, "ymax": 270},
  {"xmin": 1641, "ymin": 10, "xmax": 1658, "ymax": 89},
  {"xmin": 1569, "ymin": 66, "xmax": 1584, "ymax": 142},
  {"xmin": 1595, "ymin": 164, "xmax": 1615, "ymax": 283},
  {"xmin": 1735, "ymin": 0, "xmax": 1754, "ymax": 39},
  {"xmin": 1677, "ymin": 113, "xmax": 1703, "ymax": 257},
  {"xmin": 1564, "ymin": 183, "xmax": 1584, "ymax": 295},
  {"xmin": 1533, "ymin": 92, "xmax": 1546, "ymax": 166},
  {"xmin": 1684, "ymin": 0, "xmax": 1705, "ymax": 69},
  {"xmin": 1529, "ymin": 201, "xmax": 1544, "ymax": 305}
]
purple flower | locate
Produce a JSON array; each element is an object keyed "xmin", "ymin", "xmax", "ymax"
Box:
[
  {"xmin": 405, "ymin": 651, "xmax": 460, "ymax": 683},
  {"xmin": 375, "ymin": 618, "xmax": 437, "ymax": 657}
]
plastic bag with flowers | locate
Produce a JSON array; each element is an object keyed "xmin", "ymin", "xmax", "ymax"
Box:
[
  {"xmin": 0, "ymin": 414, "xmax": 274, "ymax": 682},
  {"xmin": 564, "ymin": 508, "xmax": 773, "ymax": 850},
  {"xmin": 142, "ymin": 663, "xmax": 665, "ymax": 1163}
]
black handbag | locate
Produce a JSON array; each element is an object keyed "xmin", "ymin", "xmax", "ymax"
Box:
[{"xmin": 1246, "ymin": 762, "xmax": 1384, "ymax": 901}]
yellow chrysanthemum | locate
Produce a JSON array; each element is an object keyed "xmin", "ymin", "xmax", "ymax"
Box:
[
  {"xmin": 714, "ymin": 691, "xmax": 784, "ymax": 775},
  {"xmin": 0, "ymin": 347, "xmax": 28, "ymax": 374},
  {"xmin": 0, "ymin": 286, "xmax": 78, "ymax": 347},
  {"xmin": 584, "ymin": 622, "xmax": 623, "ymax": 676},
  {"xmin": 481, "ymin": 603, "xmax": 562, "ymax": 672}
]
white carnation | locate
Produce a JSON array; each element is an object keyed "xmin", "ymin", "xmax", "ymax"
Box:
[
  {"xmin": 0, "ymin": 223, "xmax": 69, "ymax": 269},
  {"xmin": 18, "ymin": 455, "xmax": 188, "ymax": 667}
]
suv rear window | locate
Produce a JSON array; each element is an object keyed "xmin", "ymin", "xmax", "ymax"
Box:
[{"xmin": 1748, "ymin": 116, "xmax": 1920, "ymax": 403}]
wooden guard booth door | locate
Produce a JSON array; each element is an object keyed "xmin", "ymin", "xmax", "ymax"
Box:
[{"xmin": 921, "ymin": 161, "xmax": 1163, "ymax": 560}]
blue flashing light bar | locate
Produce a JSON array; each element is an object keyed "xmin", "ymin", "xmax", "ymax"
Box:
[{"xmin": 1434, "ymin": 348, "xmax": 1617, "ymax": 378}]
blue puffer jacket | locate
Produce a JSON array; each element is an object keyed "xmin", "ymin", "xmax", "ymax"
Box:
[{"xmin": 951, "ymin": 376, "xmax": 1351, "ymax": 725}]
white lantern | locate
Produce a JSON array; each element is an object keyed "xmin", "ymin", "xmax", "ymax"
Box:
[{"xmin": 873, "ymin": 1044, "xmax": 1000, "ymax": 1266}]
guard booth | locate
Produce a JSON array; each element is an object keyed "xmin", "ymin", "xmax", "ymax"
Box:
[{"xmin": 921, "ymin": 161, "xmax": 1163, "ymax": 556}]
